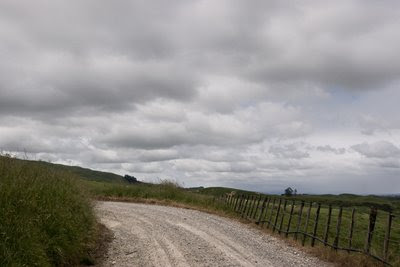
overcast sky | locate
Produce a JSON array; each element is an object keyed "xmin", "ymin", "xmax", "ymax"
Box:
[{"xmin": 1, "ymin": 0, "xmax": 400, "ymax": 194}]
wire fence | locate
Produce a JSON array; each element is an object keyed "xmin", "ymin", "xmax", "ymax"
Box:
[{"xmin": 219, "ymin": 193, "xmax": 400, "ymax": 266}]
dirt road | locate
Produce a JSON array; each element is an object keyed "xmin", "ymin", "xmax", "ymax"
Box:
[{"xmin": 95, "ymin": 201, "xmax": 332, "ymax": 267}]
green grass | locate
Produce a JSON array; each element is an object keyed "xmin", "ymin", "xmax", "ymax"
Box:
[{"xmin": 0, "ymin": 156, "xmax": 97, "ymax": 266}]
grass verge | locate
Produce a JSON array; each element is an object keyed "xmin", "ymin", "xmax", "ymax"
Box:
[{"xmin": 0, "ymin": 156, "xmax": 97, "ymax": 266}]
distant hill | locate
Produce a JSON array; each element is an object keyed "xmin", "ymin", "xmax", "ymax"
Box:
[
  {"xmin": 189, "ymin": 186, "xmax": 400, "ymax": 213},
  {"xmin": 0, "ymin": 156, "xmax": 125, "ymax": 183}
]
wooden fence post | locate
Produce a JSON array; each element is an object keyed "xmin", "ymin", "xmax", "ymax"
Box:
[
  {"xmin": 262, "ymin": 197, "xmax": 271, "ymax": 227},
  {"xmin": 384, "ymin": 213, "xmax": 394, "ymax": 263},
  {"xmin": 279, "ymin": 199, "xmax": 288, "ymax": 234},
  {"xmin": 294, "ymin": 201, "xmax": 304, "ymax": 241},
  {"xmin": 242, "ymin": 195, "xmax": 250, "ymax": 217},
  {"xmin": 251, "ymin": 195, "xmax": 262, "ymax": 219},
  {"xmin": 237, "ymin": 194, "xmax": 244, "ymax": 212},
  {"xmin": 302, "ymin": 202, "xmax": 312, "ymax": 246},
  {"xmin": 240, "ymin": 195, "xmax": 247, "ymax": 213},
  {"xmin": 240, "ymin": 195, "xmax": 246, "ymax": 215},
  {"xmin": 333, "ymin": 206, "xmax": 343, "ymax": 250},
  {"xmin": 233, "ymin": 195, "xmax": 240, "ymax": 211},
  {"xmin": 234, "ymin": 195, "xmax": 240, "ymax": 212},
  {"xmin": 286, "ymin": 200, "xmax": 295, "ymax": 238},
  {"xmin": 267, "ymin": 198, "xmax": 276, "ymax": 228},
  {"xmin": 348, "ymin": 208, "xmax": 356, "ymax": 249},
  {"xmin": 250, "ymin": 195, "xmax": 257, "ymax": 217},
  {"xmin": 273, "ymin": 198, "xmax": 282, "ymax": 233},
  {"xmin": 323, "ymin": 205, "xmax": 332, "ymax": 246},
  {"xmin": 245, "ymin": 195, "xmax": 252, "ymax": 216},
  {"xmin": 234, "ymin": 195, "xmax": 242, "ymax": 212},
  {"xmin": 311, "ymin": 203, "xmax": 321, "ymax": 247},
  {"xmin": 244, "ymin": 195, "xmax": 251, "ymax": 217},
  {"xmin": 246, "ymin": 195, "xmax": 254, "ymax": 218},
  {"xmin": 256, "ymin": 197, "xmax": 268, "ymax": 225},
  {"xmin": 364, "ymin": 207, "xmax": 378, "ymax": 254}
]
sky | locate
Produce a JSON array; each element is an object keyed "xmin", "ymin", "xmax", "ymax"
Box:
[{"xmin": 1, "ymin": 0, "xmax": 400, "ymax": 194}]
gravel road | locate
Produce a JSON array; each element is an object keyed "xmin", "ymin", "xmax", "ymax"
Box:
[{"xmin": 95, "ymin": 201, "xmax": 333, "ymax": 267}]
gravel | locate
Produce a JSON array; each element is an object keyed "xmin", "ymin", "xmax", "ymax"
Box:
[{"xmin": 95, "ymin": 201, "xmax": 333, "ymax": 267}]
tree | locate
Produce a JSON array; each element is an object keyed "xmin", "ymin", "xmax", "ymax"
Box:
[
  {"xmin": 284, "ymin": 187, "xmax": 294, "ymax": 197},
  {"xmin": 124, "ymin": 175, "xmax": 138, "ymax": 183}
]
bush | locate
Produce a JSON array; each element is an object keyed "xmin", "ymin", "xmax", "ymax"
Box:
[{"xmin": 0, "ymin": 156, "xmax": 96, "ymax": 266}]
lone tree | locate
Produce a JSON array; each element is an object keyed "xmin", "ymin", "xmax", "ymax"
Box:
[
  {"xmin": 284, "ymin": 187, "xmax": 294, "ymax": 197},
  {"xmin": 124, "ymin": 175, "xmax": 138, "ymax": 184}
]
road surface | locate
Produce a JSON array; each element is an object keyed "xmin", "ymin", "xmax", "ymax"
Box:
[{"xmin": 95, "ymin": 201, "xmax": 332, "ymax": 267}]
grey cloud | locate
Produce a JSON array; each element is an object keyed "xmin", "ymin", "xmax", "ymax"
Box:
[
  {"xmin": 316, "ymin": 145, "xmax": 346, "ymax": 155},
  {"xmin": 359, "ymin": 115, "xmax": 388, "ymax": 136},
  {"xmin": 124, "ymin": 162, "xmax": 165, "ymax": 174},
  {"xmin": 269, "ymin": 144, "xmax": 310, "ymax": 159},
  {"xmin": 352, "ymin": 141, "xmax": 400, "ymax": 158},
  {"xmin": 378, "ymin": 159, "xmax": 400, "ymax": 169},
  {"xmin": 138, "ymin": 149, "xmax": 180, "ymax": 162},
  {"xmin": 0, "ymin": 53, "xmax": 199, "ymax": 117},
  {"xmin": 96, "ymin": 102, "xmax": 310, "ymax": 150},
  {"xmin": 1, "ymin": 0, "xmax": 399, "ymax": 120},
  {"xmin": 171, "ymin": 159, "xmax": 255, "ymax": 174}
]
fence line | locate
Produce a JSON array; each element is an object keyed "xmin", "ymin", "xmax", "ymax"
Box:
[{"xmin": 219, "ymin": 194, "xmax": 399, "ymax": 266}]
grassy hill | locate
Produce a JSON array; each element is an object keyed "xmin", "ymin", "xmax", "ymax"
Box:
[{"xmin": 5, "ymin": 157, "xmax": 126, "ymax": 183}]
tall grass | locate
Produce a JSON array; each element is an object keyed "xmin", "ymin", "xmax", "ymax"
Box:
[{"xmin": 0, "ymin": 156, "xmax": 96, "ymax": 266}]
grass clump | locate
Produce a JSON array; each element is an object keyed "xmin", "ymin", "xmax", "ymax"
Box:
[{"xmin": 0, "ymin": 156, "xmax": 96, "ymax": 266}]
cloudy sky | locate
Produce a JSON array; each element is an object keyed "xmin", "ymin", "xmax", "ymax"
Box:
[{"xmin": 1, "ymin": 0, "xmax": 400, "ymax": 194}]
